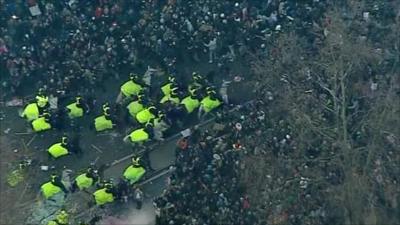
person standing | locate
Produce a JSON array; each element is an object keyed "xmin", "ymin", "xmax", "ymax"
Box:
[
  {"xmin": 126, "ymin": 95, "xmax": 144, "ymax": 119},
  {"xmin": 47, "ymin": 136, "xmax": 69, "ymax": 159},
  {"xmin": 31, "ymin": 111, "xmax": 52, "ymax": 132},
  {"xmin": 135, "ymin": 106, "xmax": 157, "ymax": 124},
  {"xmin": 151, "ymin": 113, "xmax": 169, "ymax": 141},
  {"xmin": 123, "ymin": 157, "xmax": 146, "ymax": 185},
  {"xmin": 181, "ymin": 87, "xmax": 200, "ymax": 114},
  {"xmin": 198, "ymin": 87, "xmax": 222, "ymax": 118},
  {"xmin": 133, "ymin": 186, "xmax": 144, "ymax": 210},
  {"xmin": 72, "ymin": 166, "xmax": 99, "ymax": 192},
  {"xmin": 94, "ymin": 103, "xmax": 114, "ymax": 132},
  {"xmin": 219, "ymin": 80, "xmax": 231, "ymax": 105},
  {"xmin": 188, "ymin": 72, "xmax": 206, "ymax": 93},
  {"xmin": 124, "ymin": 123, "xmax": 153, "ymax": 146},
  {"xmin": 40, "ymin": 174, "xmax": 68, "ymax": 200},
  {"xmin": 160, "ymin": 76, "xmax": 177, "ymax": 97},
  {"xmin": 142, "ymin": 65, "xmax": 160, "ymax": 95},
  {"xmin": 116, "ymin": 74, "xmax": 143, "ymax": 103},
  {"xmin": 21, "ymin": 101, "xmax": 39, "ymax": 122},
  {"xmin": 66, "ymin": 96, "xmax": 87, "ymax": 119},
  {"xmin": 93, "ymin": 181, "xmax": 116, "ymax": 206},
  {"xmin": 204, "ymin": 37, "xmax": 217, "ymax": 63},
  {"xmin": 160, "ymin": 87, "xmax": 180, "ymax": 105},
  {"xmin": 36, "ymin": 88, "xmax": 49, "ymax": 109}
]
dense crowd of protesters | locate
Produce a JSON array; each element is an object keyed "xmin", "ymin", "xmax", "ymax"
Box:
[
  {"xmin": 0, "ymin": 0, "xmax": 328, "ymax": 99},
  {"xmin": 152, "ymin": 97, "xmax": 294, "ymax": 224},
  {"xmin": 154, "ymin": 103, "xmax": 261, "ymax": 225},
  {"xmin": 0, "ymin": 0, "xmax": 344, "ymax": 224}
]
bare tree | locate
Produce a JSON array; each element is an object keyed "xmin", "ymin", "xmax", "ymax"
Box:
[{"xmin": 246, "ymin": 2, "xmax": 400, "ymax": 225}]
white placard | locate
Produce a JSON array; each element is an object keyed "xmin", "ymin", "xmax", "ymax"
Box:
[
  {"xmin": 180, "ymin": 128, "xmax": 191, "ymax": 137},
  {"xmin": 29, "ymin": 5, "xmax": 42, "ymax": 16}
]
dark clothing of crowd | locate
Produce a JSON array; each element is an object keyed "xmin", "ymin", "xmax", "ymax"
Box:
[
  {"xmin": 1, "ymin": 0, "xmax": 327, "ymax": 99},
  {"xmin": 0, "ymin": 0, "xmax": 332, "ymax": 224},
  {"xmin": 154, "ymin": 106, "xmax": 262, "ymax": 225}
]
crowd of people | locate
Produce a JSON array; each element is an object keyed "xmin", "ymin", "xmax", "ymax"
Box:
[
  {"xmin": 154, "ymin": 126, "xmax": 257, "ymax": 224},
  {"xmin": 1, "ymin": 0, "xmax": 328, "ymax": 98},
  {"xmin": 152, "ymin": 99, "xmax": 278, "ymax": 224},
  {"xmin": 0, "ymin": 0, "xmax": 335, "ymax": 225}
]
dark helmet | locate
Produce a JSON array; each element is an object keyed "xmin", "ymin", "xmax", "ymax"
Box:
[
  {"xmin": 61, "ymin": 136, "xmax": 68, "ymax": 145},
  {"xmin": 148, "ymin": 106, "xmax": 156, "ymax": 114},
  {"xmin": 102, "ymin": 102, "xmax": 109, "ymax": 109},
  {"xmin": 132, "ymin": 156, "xmax": 141, "ymax": 166},
  {"xmin": 145, "ymin": 121, "xmax": 154, "ymax": 129},
  {"xmin": 192, "ymin": 72, "xmax": 202, "ymax": 81},
  {"xmin": 38, "ymin": 88, "xmax": 45, "ymax": 95},
  {"xmin": 206, "ymin": 87, "xmax": 216, "ymax": 95},
  {"xmin": 170, "ymin": 87, "xmax": 178, "ymax": 96},
  {"xmin": 51, "ymin": 174, "xmax": 58, "ymax": 182},
  {"xmin": 103, "ymin": 179, "xmax": 113, "ymax": 189},
  {"xmin": 41, "ymin": 111, "xmax": 51, "ymax": 118},
  {"xmin": 129, "ymin": 73, "xmax": 138, "ymax": 81},
  {"xmin": 103, "ymin": 103, "xmax": 110, "ymax": 115},
  {"xmin": 86, "ymin": 166, "xmax": 94, "ymax": 174},
  {"xmin": 168, "ymin": 76, "xmax": 176, "ymax": 83},
  {"xmin": 103, "ymin": 107, "xmax": 111, "ymax": 116},
  {"xmin": 76, "ymin": 96, "xmax": 82, "ymax": 104},
  {"xmin": 157, "ymin": 111, "xmax": 165, "ymax": 119},
  {"xmin": 189, "ymin": 87, "xmax": 198, "ymax": 97}
]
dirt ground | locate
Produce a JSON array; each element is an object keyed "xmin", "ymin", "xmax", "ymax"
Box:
[{"xmin": 0, "ymin": 134, "xmax": 37, "ymax": 224}]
